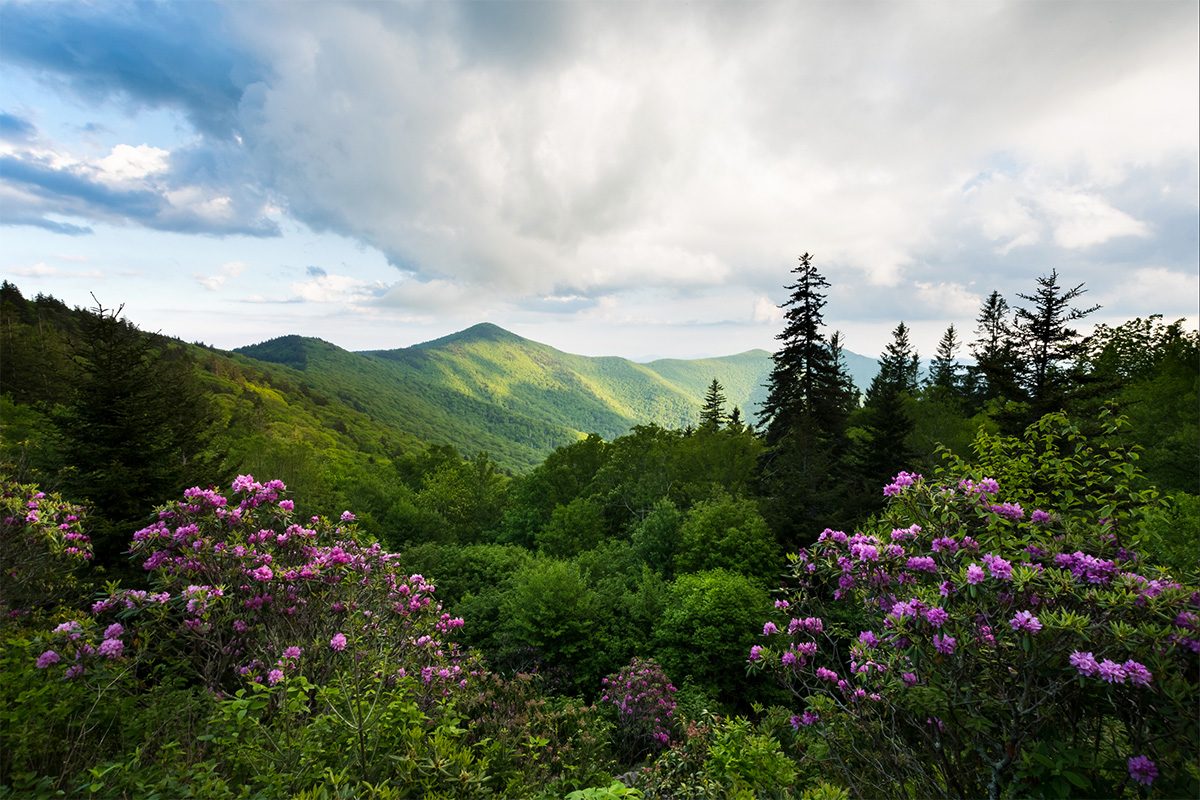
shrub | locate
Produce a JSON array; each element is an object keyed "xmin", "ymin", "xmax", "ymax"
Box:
[
  {"xmin": 601, "ymin": 657, "xmax": 678, "ymax": 762},
  {"xmin": 751, "ymin": 413, "xmax": 1200, "ymax": 799}
]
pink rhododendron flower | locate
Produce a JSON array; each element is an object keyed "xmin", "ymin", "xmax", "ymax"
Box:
[
  {"xmin": 268, "ymin": 669, "xmax": 284, "ymax": 685},
  {"xmin": 1124, "ymin": 660, "xmax": 1153, "ymax": 686},
  {"xmin": 330, "ymin": 633, "xmax": 347, "ymax": 651},
  {"xmin": 966, "ymin": 563, "xmax": 985, "ymax": 584},
  {"xmin": 98, "ymin": 638, "xmax": 124, "ymax": 658},
  {"xmin": 35, "ymin": 650, "xmax": 60, "ymax": 668},
  {"xmin": 1097, "ymin": 659, "xmax": 1127, "ymax": 683},
  {"xmin": 104, "ymin": 622, "xmax": 124, "ymax": 639},
  {"xmin": 1070, "ymin": 650, "xmax": 1100, "ymax": 677},
  {"xmin": 1009, "ymin": 610, "xmax": 1042, "ymax": 634}
]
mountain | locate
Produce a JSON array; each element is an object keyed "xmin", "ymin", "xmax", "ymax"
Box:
[{"xmin": 235, "ymin": 323, "xmax": 879, "ymax": 472}]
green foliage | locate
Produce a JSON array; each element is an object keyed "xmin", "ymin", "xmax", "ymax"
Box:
[
  {"xmin": 653, "ymin": 570, "xmax": 771, "ymax": 709},
  {"xmin": 637, "ymin": 713, "xmax": 797, "ymax": 800},
  {"xmin": 537, "ymin": 496, "xmax": 608, "ymax": 558},
  {"xmin": 566, "ymin": 781, "xmax": 642, "ymax": 800},
  {"xmin": 500, "ymin": 559, "xmax": 600, "ymax": 685},
  {"xmin": 1137, "ymin": 491, "xmax": 1200, "ymax": 579},
  {"xmin": 675, "ymin": 492, "xmax": 780, "ymax": 583},
  {"xmin": 462, "ymin": 673, "xmax": 616, "ymax": 795},
  {"xmin": 630, "ymin": 499, "xmax": 683, "ymax": 578}
]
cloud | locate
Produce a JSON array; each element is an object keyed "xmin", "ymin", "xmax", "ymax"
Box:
[
  {"xmin": 0, "ymin": 214, "xmax": 93, "ymax": 235},
  {"xmin": 10, "ymin": 262, "xmax": 103, "ymax": 278},
  {"xmin": 1, "ymin": 0, "xmax": 1195, "ymax": 344},
  {"xmin": 196, "ymin": 260, "xmax": 249, "ymax": 291},
  {"xmin": 0, "ymin": 137, "xmax": 281, "ymax": 237},
  {"xmin": 0, "ymin": 0, "xmax": 264, "ymax": 138},
  {"xmin": 0, "ymin": 112, "xmax": 36, "ymax": 142},
  {"xmin": 305, "ymin": 266, "xmax": 327, "ymax": 278},
  {"xmin": 290, "ymin": 273, "xmax": 388, "ymax": 304}
]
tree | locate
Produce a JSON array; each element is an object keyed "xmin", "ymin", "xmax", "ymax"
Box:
[
  {"xmin": 1013, "ymin": 270, "xmax": 1100, "ymax": 417},
  {"xmin": 857, "ymin": 322, "xmax": 920, "ymax": 504},
  {"xmin": 757, "ymin": 255, "xmax": 856, "ymax": 544},
  {"xmin": 699, "ymin": 378, "xmax": 727, "ymax": 431},
  {"xmin": 54, "ymin": 300, "xmax": 227, "ymax": 572},
  {"xmin": 865, "ymin": 322, "xmax": 919, "ymax": 405},
  {"xmin": 674, "ymin": 491, "xmax": 780, "ymax": 583},
  {"xmin": 926, "ymin": 324, "xmax": 964, "ymax": 399},
  {"xmin": 758, "ymin": 254, "xmax": 838, "ymax": 445},
  {"xmin": 968, "ymin": 290, "xmax": 1022, "ymax": 407}
]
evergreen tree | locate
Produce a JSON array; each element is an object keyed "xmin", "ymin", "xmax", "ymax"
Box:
[
  {"xmin": 968, "ymin": 290, "xmax": 1022, "ymax": 408},
  {"xmin": 758, "ymin": 253, "xmax": 838, "ymax": 445},
  {"xmin": 858, "ymin": 322, "xmax": 919, "ymax": 500},
  {"xmin": 55, "ymin": 299, "xmax": 227, "ymax": 573},
  {"xmin": 1013, "ymin": 270, "xmax": 1100, "ymax": 417},
  {"xmin": 699, "ymin": 378, "xmax": 727, "ymax": 431},
  {"xmin": 865, "ymin": 321, "xmax": 919, "ymax": 405},
  {"xmin": 927, "ymin": 324, "xmax": 964, "ymax": 399},
  {"xmin": 756, "ymin": 255, "xmax": 855, "ymax": 543}
]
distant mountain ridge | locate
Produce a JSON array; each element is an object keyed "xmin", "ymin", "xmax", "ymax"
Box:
[{"xmin": 235, "ymin": 323, "xmax": 879, "ymax": 472}]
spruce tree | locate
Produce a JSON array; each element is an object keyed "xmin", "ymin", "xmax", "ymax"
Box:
[
  {"xmin": 859, "ymin": 322, "xmax": 919, "ymax": 497},
  {"xmin": 968, "ymin": 290, "xmax": 1022, "ymax": 408},
  {"xmin": 927, "ymin": 324, "xmax": 964, "ymax": 399},
  {"xmin": 55, "ymin": 300, "xmax": 227, "ymax": 573},
  {"xmin": 757, "ymin": 254, "xmax": 855, "ymax": 543},
  {"xmin": 758, "ymin": 253, "xmax": 837, "ymax": 445},
  {"xmin": 699, "ymin": 378, "xmax": 727, "ymax": 431},
  {"xmin": 1013, "ymin": 270, "xmax": 1100, "ymax": 416}
]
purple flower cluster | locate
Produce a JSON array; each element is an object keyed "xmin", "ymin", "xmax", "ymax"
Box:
[
  {"xmin": 601, "ymin": 657, "xmax": 677, "ymax": 752},
  {"xmin": 883, "ymin": 471, "xmax": 922, "ymax": 497},
  {"xmin": 958, "ymin": 477, "xmax": 999, "ymax": 498},
  {"xmin": 981, "ymin": 554, "xmax": 1013, "ymax": 580},
  {"xmin": 1070, "ymin": 651, "xmax": 1153, "ymax": 685},
  {"xmin": 790, "ymin": 710, "xmax": 820, "ymax": 728},
  {"xmin": 1008, "ymin": 610, "xmax": 1042, "ymax": 634},
  {"xmin": 1054, "ymin": 551, "xmax": 1117, "ymax": 584},
  {"xmin": 1128, "ymin": 755, "xmax": 1158, "ymax": 786},
  {"xmin": 985, "ymin": 502, "xmax": 1025, "ymax": 521}
]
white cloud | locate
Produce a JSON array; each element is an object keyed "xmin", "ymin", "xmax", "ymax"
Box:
[
  {"xmin": 913, "ymin": 281, "xmax": 982, "ymax": 319},
  {"xmin": 1039, "ymin": 190, "xmax": 1151, "ymax": 249},
  {"xmin": 196, "ymin": 260, "xmax": 249, "ymax": 291},
  {"xmin": 97, "ymin": 143, "xmax": 169, "ymax": 184},
  {"xmin": 291, "ymin": 273, "xmax": 387, "ymax": 304}
]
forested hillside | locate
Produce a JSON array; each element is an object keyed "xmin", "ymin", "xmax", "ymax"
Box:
[{"xmin": 2, "ymin": 270, "xmax": 1197, "ymax": 799}]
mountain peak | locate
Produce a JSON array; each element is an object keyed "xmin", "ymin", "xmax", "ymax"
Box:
[{"xmin": 412, "ymin": 322, "xmax": 527, "ymax": 349}]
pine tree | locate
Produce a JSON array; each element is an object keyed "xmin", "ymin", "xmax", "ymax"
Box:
[
  {"xmin": 866, "ymin": 321, "xmax": 919, "ymax": 405},
  {"xmin": 699, "ymin": 378, "xmax": 727, "ymax": 431},
  {"xmin": 859, "ymin": 322, "xmax": 919, "ymax": 495}
]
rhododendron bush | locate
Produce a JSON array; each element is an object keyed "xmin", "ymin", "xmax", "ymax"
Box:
[
  {"xmin": 33, "ymin": 475, "xmax": 481, "ymax": 698},
  {"xmin": 751, "ymin": 413, "xmax": 1199, "ymax": 799},
  {"xmin": 4, "ymin": 475, "xmax": 491, "ymax": 796}
]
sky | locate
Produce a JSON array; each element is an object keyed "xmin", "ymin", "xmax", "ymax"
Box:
[{"xmin": 2, "ymin": 0, "xmax": 1197, "ymax": 362}]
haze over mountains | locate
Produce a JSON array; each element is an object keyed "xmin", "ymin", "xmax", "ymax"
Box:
[{"xmin": 235, "ymin": 322, "xmax": 879, "ymax": 472}]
